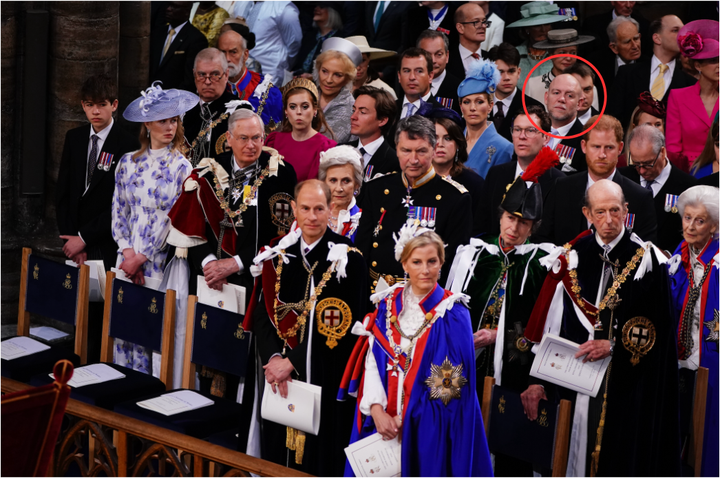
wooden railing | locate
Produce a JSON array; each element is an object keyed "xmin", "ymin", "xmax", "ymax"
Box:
[{"xmin": 1, "ymin": 378, "xmax": 310, "ymax": 477}]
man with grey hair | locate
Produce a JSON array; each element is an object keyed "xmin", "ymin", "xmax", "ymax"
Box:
[
  {"xmin": 620, "ymin": 124, "xmax": 697, "ymax": 253},
  {"xmin": 217, "ymin": 29, "xmax": 283, "ymax": 130},
  {"xmin": 183, "ymin": 47, "xmax": 237, "ymax": 166},
  {"xmin": 356, "ymin": 115, "xmax": 472, "ymax": 294},
  {"xmin": 417, "ymin": 30, "xmax": 462, "ymax": 114}
]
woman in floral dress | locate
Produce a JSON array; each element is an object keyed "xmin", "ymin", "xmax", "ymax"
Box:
[{"xmin": 111, "ymin": 83, "xmax": 199, "ymax": 375}]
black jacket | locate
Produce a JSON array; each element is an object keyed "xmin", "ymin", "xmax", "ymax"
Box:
[
  {"xmin": 474, "ymin": 158, "xmax": 565, "ymax": 236},
  {"xmin": 182, "ymin": 91, "xmax": 237, "ymax": 164},
  {"xmin": 534, "ymin": 170, "xmax": 658, "ymax": 245},
  {"xmin": 493, "ymin": 88, "xmax": 544, "ymax": 143},
  {"xmin": 433, "ymin": 70, "xmax": 463, "ymax": 115},
  {"xmin": 149, "ymin": 22, "xmax": 208, "ymax": 91},
  {"xmin": 554, "ymin": 118, "xmax": 587, "ymax": 173},
  {"xmin": 402, "ymin": 3, "xmax": 459, "ymax": 53},
  {"xmin": 364, "ymin": 1, "xmax": 414, "ymax": 52},
  {"xmin": 56, "ymin": 123, "xmax": 140, "ymax": 271},
  {"xmin": 447, "ymin": 44, "xmax": 487, "ymax": 81},
  {"xmin": 608, "ymin": 59, "xmax": 697, "ymax": 128},
  {"xmin": 619, "ymin": 163, "xmax": 697, "ymax": 252}
]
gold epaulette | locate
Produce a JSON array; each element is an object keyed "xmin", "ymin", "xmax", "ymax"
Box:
[
  {"xmin": 440, "ymin": 175, "xmax": 468, "ymax": 194},
  {"xmin": 347, "ymin": 247, "xmax": 363, "ymax": 256},
  {"xmin": 367, "ymin": 170, "xmax": 398, "ymax": 182}
]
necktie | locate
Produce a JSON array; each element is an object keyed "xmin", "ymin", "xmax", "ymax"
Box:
[
  {"xmin": 600, "ymin": 244, "xmax": 613, "ymax": 300},
  {"xmin": 374, "ymin": 1, "xmax": 386, "ymax": 32},
  {"xmin": 471, "ymin": 52, "xmax": 481, "ymax": 60},
  {"xmin": 359, "ymin": 147, "xmax": 367, "ymax": 157},
  {"xmin": 161, "ymin": 28, "xmax": 176, "ymax": 63},
  {"xmin": 404, "ymin": 103, "xmax": 415, "ymax": 118},
  {"xmin": 650, "ymin": 64, "xmax": 668, "ymax": 100},
  {"xmin": 304, "ymin": 247, "xmax": 310, "ymax": 255},
  {"xmin": 494, "ymin": 102, "xmax": 505, "ymax": 129},
  {"xmin": 87, "ymin": 134, "xmax": 99, "ymax": 187},
  {"xmin": 644, "ymin": 179, "xmax": 655, "ymax": 191}
]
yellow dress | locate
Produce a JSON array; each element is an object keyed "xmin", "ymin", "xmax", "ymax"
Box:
[{"xmin": 192, "ymin": 7, "xmax": 230, "ymax": 48}]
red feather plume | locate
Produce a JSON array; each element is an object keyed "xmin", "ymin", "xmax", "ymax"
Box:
[{"xmin": 521, "ymin": 146, "xmax": 560, "ymax": 184}]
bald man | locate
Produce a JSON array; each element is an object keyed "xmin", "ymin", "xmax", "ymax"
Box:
[
  {"xmin": 447, "ymin": 2, "xmax": 489, "ymax": 80},
  {"xmin": 544, "ymin": 73, "xmax": 587, "ymax": 172}
]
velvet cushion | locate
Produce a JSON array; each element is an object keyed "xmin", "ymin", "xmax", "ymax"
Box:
[{"xmin": 1, "ymin": 338, "xmax": 80, "ymax": 383}]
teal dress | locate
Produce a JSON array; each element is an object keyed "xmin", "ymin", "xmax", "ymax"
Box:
[{"xmin": 517, "ymin": 42, "xmax": 552, "ymax": 86}]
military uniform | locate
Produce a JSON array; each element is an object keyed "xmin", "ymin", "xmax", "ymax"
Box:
[
  {"xmin": 253, "ymin": 228, "xmax": 367, "ymax": 476},
  {"xmin": 356, "ymin": 168, "xmax": 472, "ymax": 293},
  {"xmin": 227, "ymin": 69, "xmax": 283, "ymax": 134},
  {"xmin": 182, "ymin": 90, "xmax": 238, "ymax": 166}
]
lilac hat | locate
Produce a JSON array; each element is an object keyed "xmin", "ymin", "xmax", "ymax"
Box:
[
  {"xmin": 677, "ymin": 20, "xmax": 719, "ymax": 60},
  {"xmin": 123, "ymin": 82, "xmax": 199, "ymax": 122}
]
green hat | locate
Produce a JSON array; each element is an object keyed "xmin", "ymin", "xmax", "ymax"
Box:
[{"xmin": 506, "ymin": 2, "xmax": 572, "ymax": 28}]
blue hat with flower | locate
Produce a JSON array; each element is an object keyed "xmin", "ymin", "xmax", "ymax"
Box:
[
  {"xmin": 457, "ymin": 60, "xmax": 501, "ymax": 99},
  {"xmin": 123, "ymin": 82, "xmax": 199, "ymax": 123}
]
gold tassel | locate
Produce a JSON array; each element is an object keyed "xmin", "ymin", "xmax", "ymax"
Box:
[
  {"xmin": 285, "ymin": 427, "xmax": 305, "ymax": 464},
  {"xmin": 286, "ymin": 426, "xmax": 296, "ymax": 449}
]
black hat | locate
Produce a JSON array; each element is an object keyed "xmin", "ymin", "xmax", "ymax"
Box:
[
  {"xmin": 500, "ymin": 146, "xmax": 560, "ymax": 221},
  {"xmin": 224, "ymin": 22, "xmax": 256, "ymax": 51}
]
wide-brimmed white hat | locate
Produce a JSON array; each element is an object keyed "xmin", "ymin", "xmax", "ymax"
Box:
[{"xmin": 345, "ymin": 36, "xmax": 396, "ymax": 61}]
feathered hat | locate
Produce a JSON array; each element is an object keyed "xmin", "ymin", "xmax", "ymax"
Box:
[
  {"xmin": 457, "ymin": 59, "xmax": 501, "ymax": 99},
  {"xmin": 501, "ymin": 146, "xmax": 560, "ymax": 221}
]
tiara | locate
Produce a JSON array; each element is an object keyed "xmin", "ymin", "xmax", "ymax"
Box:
[{"xmin": 282, "ymin": 77, "xmax": 319, "ymax": 102}]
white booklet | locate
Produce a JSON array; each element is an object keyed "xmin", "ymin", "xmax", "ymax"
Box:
[
  {"xmin": 52, "ymin": 363, "xmax": 126, "ymax": 388},
  {"xmin": 529, "ymin": 333, "xmax": 611, "ymax": 398},
  {"xmin": 112, "ymin": 267, "xmax": 162, "ymax": 291},
  {"xmin": 345, "ymin": 433, "xmax": 402, "ymax": 477},
  {"xmin": 30, "ymin": 326, "xmax": 69, "ymax": 341},
  {"xmin": 66, "ymin": 259, "xmax": 106, "ymax": 301},
  {"xmin": 136, "ymin": 390, "xmax": 214, "ymax": 416},
  {"xmin": 197, "ymin": 276, "xmax": 246, "ymax": 314},
  {"xmin": 260, "ymin": 380, "xmax": 321, "ymax": 435},
  {"xmin": 2, "ymin": 336, "xmax": 51, "ymax": 360}
]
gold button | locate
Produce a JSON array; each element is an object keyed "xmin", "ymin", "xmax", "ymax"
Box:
[
  {"xmin": 384, "ymin": 189, "xmax": 390, "ymax": 195},
  {"xmin": 373, "ymin": 280, "xmax": 378, "ymax": 286},
  {"xmin": 373, "ymin": 242, "xmax": 378, "ymax": 248},
  {"xmin": 371, "ymin": 261, "xmax": 377, "ymax": 267},
  {"xmin": 390, "ymin": 315, "xmax": 397, "ymax": 323},
  {"xmin": 436, "ymin": 195, "xmax": 442, "ymax": 200},
  {"xmin": 380, "ymin": 207, "xmax": 385, "ymax": 212},
  {"xmin": 425, "ymin": 312, "xmax": 433, "ymax": 320}
]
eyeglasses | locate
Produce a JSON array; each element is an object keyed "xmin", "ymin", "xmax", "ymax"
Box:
[
  {"xmin": 459, "ymin": 19, "xmax": 492, "ymax": 29},
  {"xmin": 231, "ymin": 134, "xmax": 264, "ymax": 144},
  {"xmin": 194, "ymin": 70, "xmax": 226, "ymax": 82},
  {"xmin": 510, "ymin": 126, "xmax": 541, "ymax": 138},
  {"xmin": 632, "ymin": 149, "xmax": 661, "ymax": 170}
]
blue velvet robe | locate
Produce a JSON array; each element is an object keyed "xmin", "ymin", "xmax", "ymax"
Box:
[
  {"xmin": 668, "ymin": 239, "xmax": 719, "ymax": 478},
  {"xmin": 343, "ymin": 284, "xmax": 493, "ymax": 477},
  {"xmin": 464, "ymin": 123, "xmax": 513, "ymax": 179}
]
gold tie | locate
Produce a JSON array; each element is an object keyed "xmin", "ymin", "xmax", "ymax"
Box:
[
  {"xmin": 651, "ymin": 64, "xmax": 668, "ymax": 100},
  {"xmin": 161, "ymin": 28, "xmax": 176, "ymax": 61}
]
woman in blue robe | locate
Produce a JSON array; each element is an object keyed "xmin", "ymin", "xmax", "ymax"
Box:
[
  {"xmin": 340, "ymin": 227, "xmax": 493, "ymax": 477},
  {"xmin": 458, "ymin": 60, "xmax": 513, "ymax": 179},
  {"xmin": 667, "ymin": 185, "xmax": 719, "ymax": 478}
]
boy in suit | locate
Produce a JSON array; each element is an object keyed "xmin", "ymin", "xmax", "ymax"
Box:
[{"xmin": 55, "ymin": 74, "xmax": 139, "ymax": 361}]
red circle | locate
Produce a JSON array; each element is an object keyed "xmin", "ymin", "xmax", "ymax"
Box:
[{"xmin": 520, "ymin": 54, "xmax": 607, "ymax": 140}]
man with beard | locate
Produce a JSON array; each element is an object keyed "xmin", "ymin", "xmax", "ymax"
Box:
[{"xmin": 217, "ymin": 27, "xmax": 283, "ymax": 132}]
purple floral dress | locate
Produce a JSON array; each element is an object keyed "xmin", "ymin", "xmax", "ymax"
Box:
[{"xmin": 111, "ymin": 146, "xmax": 190, "ymax": 375}]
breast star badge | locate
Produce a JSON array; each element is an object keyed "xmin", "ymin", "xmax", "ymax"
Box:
[
  {"xmin": 704, "ymin": 309, "xmax": 719, "ymax": 343},
  {"xmin": 424, "ymin": 356, "xmax": 467, "ymax": 405}
]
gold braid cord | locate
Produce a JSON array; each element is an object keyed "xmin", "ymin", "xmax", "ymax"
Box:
[
  {"xmin": 286, "ymin": 427, "xmax": 306, "ymax": 464},
  {"xmin": 212, "ymin": 163, "xmax": 270, "ymax": 219},
  {"xmin": 184, "ymin": 112, "xmax": 230, "ymax": 157}
]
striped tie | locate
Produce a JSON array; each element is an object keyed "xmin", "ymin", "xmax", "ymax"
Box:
[{"xmin": 650, "ymin": 64, "xmax": 668, "ymax": 100}]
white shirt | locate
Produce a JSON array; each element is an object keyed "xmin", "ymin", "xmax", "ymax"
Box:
[
  {"xmin": 493, "ymin": 87, "xmax": 517, "ymax": 117},
  {"xmin": 594, "ymin": 227, "xmax": 625, "ymax": 306},
  {"xmin": 430, "ymin": 69, "xmax": 447, "ymax": 96},
  {"xmin": 640, "ymin": 158, "xmax": 672, "ymax": 197},
  {"xmin": 514, "ymin": 161, "xmax": 525, "ymax": 179},
  {"xmin": 586, "ymin": 169, "xmax": 617, "ymax": 192},
  {"xmin": 401, "ymin": 91, "xmax": 432, "ymax": 118},
  {"xmin": 358, "ymin": 136, "xmax": 385, "ymax": 169},
  {"xmin": 459, "ymin": 43, "xmax": 483, "ymax": 75},
  {"xmin": 578, "ymin": 108, "xmax": 593, "ymax": 125},
  {"xmin": 548, "ymin": 120, "xmax": 576, "ymax": 149},
  {"xmin": 649, "ymin": 55, "xmax": 676, "ymax": 98}
]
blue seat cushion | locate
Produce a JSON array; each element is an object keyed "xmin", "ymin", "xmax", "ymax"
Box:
[
  {"xmin": 114, "ymin": 389, "xmax": 243, "ymax": 438},
  {"xmin": 29, "ymin": 362, "xmax": 165, "ymax": 410},
  {"xmin": 1, "ymin": 337, "xmax": 80, "ymax": 383}
]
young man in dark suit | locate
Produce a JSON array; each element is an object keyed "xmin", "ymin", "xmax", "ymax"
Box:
[
  {"xmin": 535, "ymin": 114, "xmax": 657, "ymax": 246},
  {"xmin": 55, "ymin": 74, "xmax": 139, "ymax": 361},
  {"xmin": 417, "ymin": 30, "xmax": 462, "ymax": 115},
  {"xmin": 565, "ymin": 62, "xmax": 600, "ymax": 125},
  {"xmin": 488, "ymin": 42, "xmax": 543, "ymax": 142},
  {"xmin": 149, "ymin": 1, "xmax": 208, "ymax": 91},
  {"xmin": 620, "ymin": 124, "xmax": 697, "ymax": 253},
  {"xmin": 345, "ymin": 86, "xmax": 399, "ymax": 183}
]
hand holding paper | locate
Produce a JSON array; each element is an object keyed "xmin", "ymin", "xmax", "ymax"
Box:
[{"xmin": 575, "ymin": 339, "xmax": 612, "ymax": 363}]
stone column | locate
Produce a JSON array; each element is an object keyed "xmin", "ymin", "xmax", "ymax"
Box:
[{"xmin": 118, "ymin": 1, "xmax": 151, "ymax": 136}]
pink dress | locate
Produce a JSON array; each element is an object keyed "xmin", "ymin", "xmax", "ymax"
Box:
[
  {"xmin": 265, "ymin": 131, "xmax": 336, "ymax": 181},
  {"xmin": 666, "ymin": 82, "xmax": 719, "ymax": 166}
]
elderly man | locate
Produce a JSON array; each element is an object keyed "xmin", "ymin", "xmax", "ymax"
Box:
[
  {"xmin": 217, "ymin": 28, "xmax": 283, "ymax": 131},
  {"xmin": 609, "ymin": 15, "xmax": 697, "ymax": 127},
  {"xmin": 356, "ymin": 115, "xmax": 471, "ymax": 293},
  {"xmin": 545, "ymin": 73, "xmax": 587, "ymax": 173},
  {"xmin": 619, "ymin": 124, "xmax": 697, "ymax": 253},
  {"xmin": 448, "ymin": 2, "xmax": 489, "ymax": 79},
  {"xmin": 417, "ymin": 30, "xmax": 462, "ymax": 114},
  {"xmin": 536, "ymin": 114, "xmax": 657, "ymax": 246},
  {"xmin": 252, "ymin": 179, "xmax": 366, "ymax": 476},
  {"xmin": 475, "ymin": 105, "xmax": 565, "ymax": 236},
  {"xmin": 523, "ymin": 179, "xmax": 681, "ymax": 477},
  {"xmin": 182, "ymin": 48, "xmax": 238, "ymax": 166}
]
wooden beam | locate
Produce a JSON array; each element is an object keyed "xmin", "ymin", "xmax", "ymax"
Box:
[
  {"xmin": 17, "ymin": 248, "xmax": 31, "ymax": 337},
  {"xmin": 481, "ymin": 376, "xmax": 495, "ymax": 439},
  {"xmin": 75, "ymin": 264, "xmax": 90, "ymax": 364},
  {"xmin": 100, "ymin": 272, "xmax": 116, "ymax": 363},
  {"xmin": 159, "ymin": 289, "xmax": 176, "ymax": 390},
  {"xmin": 182, "ymin": 296, "xmax": 198, "ymax": 389},
  {"xmin": 693, "ymin": 366, "xmax": 709, "ymax": 477},
  {"xmin": 552, "ymin": 399, "xmax": 572, "ymax": 477}
]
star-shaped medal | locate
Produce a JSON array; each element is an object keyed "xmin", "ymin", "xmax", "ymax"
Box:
[
  {"xmin": 704, "ymin": 309, "xmax": 719, "ymax": 343},
  {"xmin": 231, "ymin": 187, "xmax": 242, "ymax": 202},
  {"xmin": 402, "ymin": 195, "xmax": 414, "ymax": 208}
]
